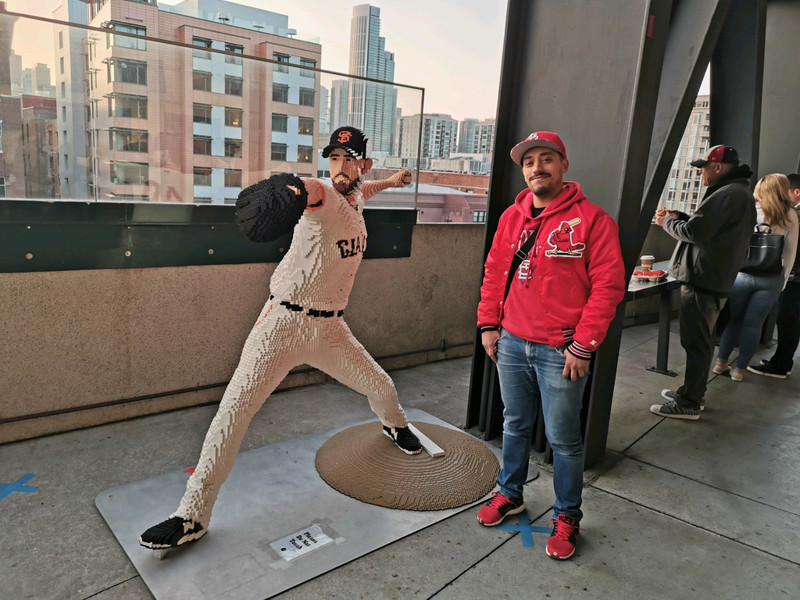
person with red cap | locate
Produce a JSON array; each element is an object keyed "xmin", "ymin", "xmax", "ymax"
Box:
[
  {"xmin": 138, "ymin": 126, "xmax": 421, "ymax": 553},
  {"xmin": 650, "ymin": 144, "xmax": 756, "ymax": 419},
  {"xmin": 476, "ymin": 131, "xmax": 625, "ymax": 559}
]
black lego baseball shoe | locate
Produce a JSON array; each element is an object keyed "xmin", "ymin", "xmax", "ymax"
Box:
[
  {"xmin": 382, "ymin": 425, "xmax": 422, "ymax": 455},
  {"xmin": 139, "ymin": 516, "xmax": 206, "ymax": 550}
]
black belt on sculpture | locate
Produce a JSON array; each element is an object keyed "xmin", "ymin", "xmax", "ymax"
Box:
[{"xmin": 269, "ymin": 295, "xmax": 344, "ymax": 318}]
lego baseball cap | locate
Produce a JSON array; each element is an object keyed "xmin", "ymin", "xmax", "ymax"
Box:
[
  {"xmin": 322, "ymin": 126, "xmax": 368, "ymax": 159},
  {"xmin": 510, "ymin": 131, "xmax": 567, "ymax": 165},
  {"xmin": 690, "ymin": 145, "xmax": 740, "ymax": 167}
]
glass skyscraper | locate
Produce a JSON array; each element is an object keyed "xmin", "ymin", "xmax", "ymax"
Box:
[{"xmin": 348, "ymin": 4, "xmax": 397, "ymax": 153}]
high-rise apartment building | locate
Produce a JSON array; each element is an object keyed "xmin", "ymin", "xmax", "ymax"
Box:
[
  {"xmin": 395, "ymin": 113, "xmax": 458, "ymax": 169},
  {"xmin": 659, "ymin": 94, "xmax": 710, "ymax": 214},
  {"xmin": 79, "ymin": 0, "xmax": 320, "ymax": 204},
  {"xmin": 53, "ymin": 0, "xmax": 89, "ymax": 198},
  {"xmin": 0, "ymin": 13, "xmax": 24, "ymax": 199},
  {"xmin": 22, "ymin": 95, "xmax": 59, "ymax": 198},
  {"xmin": 458, "ymin": 118, "xmax": 495, "ymax": 155},
  {"xmin": 348, "ymin": 4, "xmax": 397, "ymax": 153},
  {"xmin": 9, "ymin": 51, "xmax": 22, "ymax": 95},
  {"xmin": 329, "ymin": 79, "xmax": 349, "ymax": 132}
]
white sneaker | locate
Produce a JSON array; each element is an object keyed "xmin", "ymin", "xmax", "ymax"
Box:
[{"xmin": 712, "ymin": 361, "xmax": 729, "ymax": 375}]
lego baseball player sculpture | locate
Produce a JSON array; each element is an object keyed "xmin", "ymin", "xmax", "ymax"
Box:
[{"xmin": 139, "ymin": 126, "xmax": 421, "ymax": 552}]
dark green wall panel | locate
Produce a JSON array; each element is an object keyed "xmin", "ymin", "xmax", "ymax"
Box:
[{"xmin": 0, "ymin": 201, "xmax": 416, "ymax": 273}]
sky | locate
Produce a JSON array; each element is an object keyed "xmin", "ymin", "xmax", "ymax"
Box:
[
  {"xmin": 4, "ymin": 0, "xmax": 508, "ymax": 122},
  {"xmin": 5, "ymin": 0, "xmax": 710, "ymax": 121}
]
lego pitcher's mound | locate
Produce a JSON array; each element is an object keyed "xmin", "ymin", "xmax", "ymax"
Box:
[{"xmin": 315, "ymin": 421, "xmax": 499, "ymax": 511}]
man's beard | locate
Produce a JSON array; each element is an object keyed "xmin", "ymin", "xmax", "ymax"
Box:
[{"xmin": 334, "ymin": 174, "xmax": 361, "ymax": 195}]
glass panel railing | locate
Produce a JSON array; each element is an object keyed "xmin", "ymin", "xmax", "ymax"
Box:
[{"xmin": 0, "ymin": 9, "xmax": 423, "ymax": 210}]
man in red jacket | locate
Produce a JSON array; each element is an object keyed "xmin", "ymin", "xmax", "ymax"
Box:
[{"xmin": 476, "ymin": 131, "xmax": 625, "ymax": 559}]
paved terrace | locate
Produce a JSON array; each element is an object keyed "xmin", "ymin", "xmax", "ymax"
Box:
[{"xmin": 1, "ymin": 321, "xmax": 798, "ymax": 599}]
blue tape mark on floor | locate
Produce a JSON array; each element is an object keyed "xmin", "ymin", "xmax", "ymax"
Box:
[
  {"xmin": 495, "ymin": 511, "xmax": 551, "ymax": 547},
  {"xmin": 0, "ymin": 473, "xmax": 38, "ymax": 500}
]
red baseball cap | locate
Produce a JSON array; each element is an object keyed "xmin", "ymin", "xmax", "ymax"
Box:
[
  {"xmin": 690, "ymin": 145, "xmax": 739, "ymax": 167},
  {"xmin": 510, "ymin": 131, "xmax": 567, "ymax": 165}
]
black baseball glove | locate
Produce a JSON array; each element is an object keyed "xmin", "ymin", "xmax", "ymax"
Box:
[{"xmin": 235, "ymin": 173, "xmax": 308, "ymax": 242}]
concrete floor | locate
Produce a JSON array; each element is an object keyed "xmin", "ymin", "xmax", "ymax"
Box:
[{"xmin": 2, "ymin": 322, "xmax": 799, "ymax": 599}]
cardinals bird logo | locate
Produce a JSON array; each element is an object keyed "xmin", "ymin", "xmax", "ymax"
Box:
[{"xmin": 545, "ymin": 218, "xmax": 585, "ymax": 257}]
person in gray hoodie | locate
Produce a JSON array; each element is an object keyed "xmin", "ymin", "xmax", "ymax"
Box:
[{"xmin": 650, "ymin": 145, "xmax": 756, "ymax": 420}]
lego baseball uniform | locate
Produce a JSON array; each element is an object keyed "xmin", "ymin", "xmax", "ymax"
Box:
[{"xmin": 139, "ymin": 127, "xmax": 420, "ymax": 551}]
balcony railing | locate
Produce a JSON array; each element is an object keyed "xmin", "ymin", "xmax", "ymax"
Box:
[{"xmin": 0, "ymin": 8, "xmax": 426, "ymax": 273}]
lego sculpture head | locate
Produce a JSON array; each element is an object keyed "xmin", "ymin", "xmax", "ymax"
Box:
[{"xmin": 324, "ymin": 127, "xmax": 373, "ymax": 195}]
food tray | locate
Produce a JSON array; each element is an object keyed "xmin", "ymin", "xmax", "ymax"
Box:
[{"xmin": 632, "ymin": 274, "xmax": 667, "ymax": 283}]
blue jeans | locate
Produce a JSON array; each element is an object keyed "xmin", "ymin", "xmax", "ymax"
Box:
[
  {"xmin": 718, "ymin": 271, "xmax": 783, "ymax": 369},
  {"xmin": 495, "ymin": 330, "xmax": 587, "ymax": 521}
]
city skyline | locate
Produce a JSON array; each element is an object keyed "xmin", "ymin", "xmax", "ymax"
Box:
[{"xmin": 4, "ymin": 0, "xmax": 507, "ymax": 122}]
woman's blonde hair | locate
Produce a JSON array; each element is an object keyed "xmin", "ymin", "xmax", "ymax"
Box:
[{"xmin": 755, "ymin": 173, "xmax": 793, "ymax": 228}]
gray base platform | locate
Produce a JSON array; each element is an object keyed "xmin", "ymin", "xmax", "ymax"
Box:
[{"xmin": 96, "ymin": 409, "xmax": 537, "ymax": 600}]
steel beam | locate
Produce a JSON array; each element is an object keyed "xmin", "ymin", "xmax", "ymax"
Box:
[
  {"xmin": 710, "ymin": 0, "xmax": 767, "ymax": 170},
  {"xmin": 758, "ymin": 1, "xmax": 800, "ymax": 174},
  {"xmin": 467, "ymin": 0, "xmax": 673, "ymax": 466}
]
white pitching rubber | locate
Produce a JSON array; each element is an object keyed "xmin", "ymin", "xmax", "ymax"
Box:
[{"xmin": 407, "ymin": 423, "xmax": 445, "ymax": 458}]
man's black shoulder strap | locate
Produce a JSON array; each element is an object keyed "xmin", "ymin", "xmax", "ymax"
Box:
[{"xmin": 503, "ymin": 227, "xmax": 539, "ymax": 301}]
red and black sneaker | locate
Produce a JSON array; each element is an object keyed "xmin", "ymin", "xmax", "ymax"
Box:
[
  {"xmin": 477, "ymin": 491, "xmax": 524, "ymax": 526},
  {"xmin": 546, "ymin": 513, "xmax": 580, "ymax": 559}
]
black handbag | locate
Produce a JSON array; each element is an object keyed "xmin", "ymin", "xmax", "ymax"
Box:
[{"xmin": 740, "ymin": 223, "xmax": 784, "ymax": 274}]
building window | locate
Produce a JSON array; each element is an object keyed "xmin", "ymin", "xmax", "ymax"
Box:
[
  {"xmin": 192, "ymin": 37, "xmax": 212, "ymax": 59},
  {"xmin": 0, "ymin": 176, "xmax": 5, "ymax": 198},
  {"xmin": 59, "ymin": 31, "xmax": 63, "ymax": 49},
  {"xmin": 109, "ymin": 128, "xmax": 148, "ymax": 152},
  {"xmin": 224, "ymin": 169, "xmax": 242, "ymax": 187},
  {"xmin": 193, "ymin": 136, "xmax": 212, "ymax": 155},
  {"xmin": 298, "ymin": 88, "xmax": 315, "ymax": 107},
  {"xmin": 192, "ymin": 71, "xmax": 212, "ymax": 91},
  {"xmin": 108, "ymin": 22, "xmax": 146, "ymax": 51},
  {"xmin": 271, "ymin": 143, "xmax": 287, "ymax": 161},
  {"xmin": 225, "ymin": 43, "xmax": 243, "ymax": 65},
  {"xmin": 62, "ymin": 106, "xmax": 66, "ymax": 121},
  {"xmin": 225, "ymin": 107, "xmax": 242, "ymax": 127},
  {"xmin": 108, "ymin": 58, "xmax": 147, "ymax": 85},
  {"xmin": 297, "ymin": 146, "xmax": 313, "ymax": 163},
  {"xmin": 193, "ymin": 166, "xmax": 212, "ymax": 186},
  {"xmin": 110, "ymin": 161, "xmax": 148, "ymax": 185},
  {"xmin": 224, "ymin": 139, "xmax": 242, "ymax": 158},
  {"xmin": 472, "ymin": 210, "xmax": 486, "ymax": 223},
  {"xmin": 272, "ymin": 84, "xmax": 289, "ymax": 103},
  {"xmin": 272, "ymin": 113, "xmax": 287, "ymax": 132},
  {"xmin": 60, "ymin": 57, "xmax": 64, "ymax": 74},
  {"xmin": 273, "ymin": 53, "xmax": 289, "ymax": 73},
  {"xmin": 108, "ymin": 93, "xmax": 147, "ymax": 118},
  {"xmin": 299, "ymin": 57, "xmax": 315, "ymax": 77},
  {"xmin": 225, "ymin": 76, "xmax": 243, "ymax": 96},
  {"xmin": 298, "ymin": 117, "xmax": 314, "ymax": 136},
  {"xmin": 61, "ymin": 82, "xmax": 66, "ymax": 97},
  {"xmin": 193, "ymin": 103, "xmax": 212, "ymax": 124},
  {"xmin": 194, "ymin": 197, "xmax": 212, "ymax": 204}
]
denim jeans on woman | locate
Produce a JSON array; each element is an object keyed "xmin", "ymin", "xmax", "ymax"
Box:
[
  {"xmin": 718, "ymin": 271, "xmax": 784, "ymax": 369},
  {"xmin": 495, "ymin": 329, "xmax": 586, "ymax": 521}
]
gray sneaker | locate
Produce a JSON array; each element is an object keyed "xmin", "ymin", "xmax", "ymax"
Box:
[
  {"xmin": 650, "ymin": 399, "xmax": 700, "ymax": 420},
  {"xmin": 660, "ymin": 389, "xmax": 704, "ymax": 411}
]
